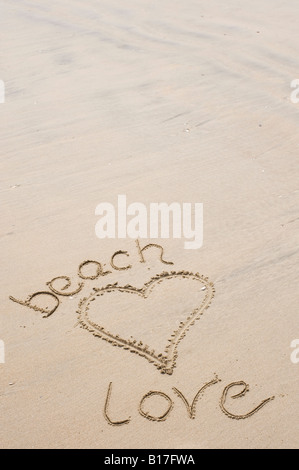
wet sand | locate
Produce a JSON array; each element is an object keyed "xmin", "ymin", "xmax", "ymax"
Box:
[{"xmin": 1, "ymin": 0, "xmax": 298, "ymax": 448}]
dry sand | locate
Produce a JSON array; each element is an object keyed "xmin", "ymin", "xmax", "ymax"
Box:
[{"xmin": 1, "ymin": 0, "xmax": 298, "ymax": 448}]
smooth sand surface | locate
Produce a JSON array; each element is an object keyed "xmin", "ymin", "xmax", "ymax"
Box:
[{"xmin": 1, "ymin": 0, "xmax": 298, "ymax": 448}]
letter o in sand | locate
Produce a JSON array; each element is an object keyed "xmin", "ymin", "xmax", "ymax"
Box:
[{"xmin": 139, "ymin": 391, "xmax": 173, "ymax": 422}]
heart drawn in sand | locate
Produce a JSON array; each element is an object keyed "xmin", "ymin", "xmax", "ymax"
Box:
[{"xmin": 77, "ymin": 271, "xmax": 215, "ymax": 375}]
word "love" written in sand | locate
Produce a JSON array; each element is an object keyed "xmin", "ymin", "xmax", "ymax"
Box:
[{"xmin": 104, "ymin": 378, "xmax": 275, "ymax": 426}]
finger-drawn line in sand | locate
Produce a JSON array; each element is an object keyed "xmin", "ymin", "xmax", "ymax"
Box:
[
  {"xmin": 9, "ymin": 291, "xmax": 60, "ymax": 317},
  {"xmin": 78, "ymin": 260, "xmax": 111, "ymax": 279},
  {"xmin": 220, "ymin": 381, "xmax": 275, "ymax": 419},
  {"xmin": 110, "ymin": 250, "xmax": 132, "ymax": 271},
  {"xmin": 173, "ymin": 376, "xmax": 220, "ymax": 419},
  {"xmin": 138, "ymin": 391, "xmax": 174, "ymax": 422},
  {"xmin": 46, "ymin": 276, "xmax": 84, "ymax": 296},
  {"xmin": 9, "ymin": 241, "xmax": 174, "ymax": 317},
  {"xmin": 77, "ymin": 271, "xmax": 215, "ymax": 375},
  {"xmin": 104, "ymin": 382, "xmax": 131, "ymax": 426},
  {"xmin": 135, "ymin": 240, "xmax": 174, "ymax": 265},
  {"xmin": 103, "ymin": 378, "xmax": 274, "ymax": 425}
]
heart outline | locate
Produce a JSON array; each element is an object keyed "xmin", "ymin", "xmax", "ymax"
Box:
[{"xmin": 77, "ymin": 271, "xmax": 215, "ymax": 375}]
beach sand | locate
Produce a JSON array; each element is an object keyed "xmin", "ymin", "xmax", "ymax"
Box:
[{"xmin": 1, "ymin": 0, "xmax": 298, "ymax": 448}]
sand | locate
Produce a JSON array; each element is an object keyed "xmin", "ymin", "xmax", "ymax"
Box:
[{"xmin": 1, "ymin": 0, "xmax": 298, "ymax": 449}]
